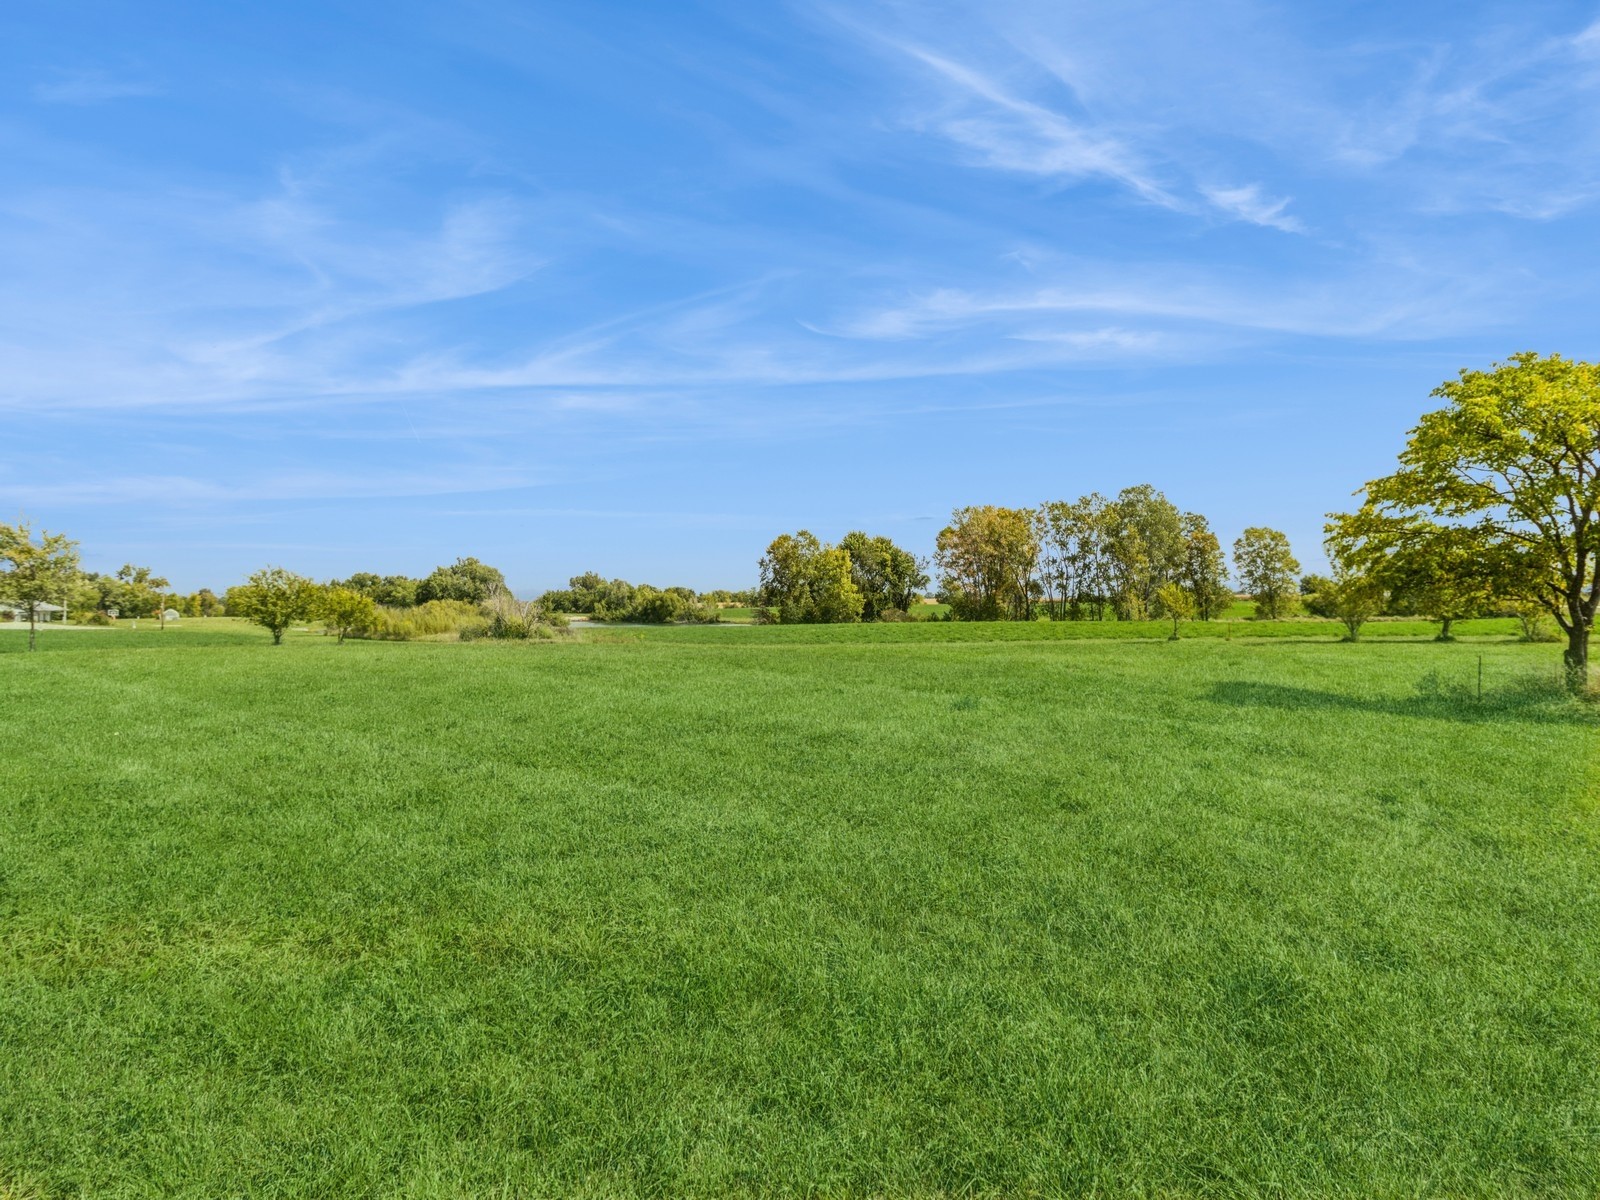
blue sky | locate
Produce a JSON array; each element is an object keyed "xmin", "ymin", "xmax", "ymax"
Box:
[{"xmin": 6, "ymin": 0, "xmax": 1600, "ymax": 592}]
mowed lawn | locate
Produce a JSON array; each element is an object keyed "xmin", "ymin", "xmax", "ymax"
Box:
[{"xmin": 1, "ymin": 624, "xmax": 1597, "ymax": 1197}]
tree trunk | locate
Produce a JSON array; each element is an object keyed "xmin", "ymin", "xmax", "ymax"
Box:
[
  {"xmin": 28, "ymin": 609, "xmax": 37, "ymax": 652},
  {"xmin": 1564, "ymin": 625, "xmax": 1588, "ymax": 692},
  {"xmin": 1437, "ymin": 616, "xmax": 1454, "ymax": 641}
]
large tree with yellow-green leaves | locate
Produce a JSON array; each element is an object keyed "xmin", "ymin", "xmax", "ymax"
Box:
[
  {"xmin": 757, "ymin": 531, "xmax": 864, "ymax": 624},
  {"xmin": 936, "ymin": 505, "xmax": 1038, "ymax": 621},
  {"xmin": 1329, "ymin": 352, "xmax": 1599, "ymax": 688}
]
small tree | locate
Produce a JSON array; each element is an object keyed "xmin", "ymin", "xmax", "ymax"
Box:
[
  {"xmin": 232, "ymin": 567, "xmax": 321, "ymax": 645},
  {"xmin": 114, "ymin": 564, "xmax": 171, "ymax": 626},
  {"xmin": 1154, "ymin": 581, "xmax": 1194, "ymax": 640},
  {"xmin": 1327, "ymin": 514, "xmax": 1502, "ymax": 641},
  {"xmin": 1233, "ymin": 527, "xmax": 1301, "ymax": 619},
  {"xmin": 1325, "ymin": 572, "xmax": 1384, "ymax": 642},
  {"xmin": 1401, "ymin": 539, "xmax": 1498, "ymax": 642},
  {"xmin": 319, "ymin": 586, "xmax": 377, "ymax": 643},
  {"xmin": 809, "ymin": 547, "xmax": 865, "ymax": 623},
  {"xmin": 1179, "ymin": 513, "xmax": 1231, "ymax": 620},
  {"xmin": 0, "ymin": 522, "xmax": 80, "ymax": 651},
  {"xmin": 1511, "ymin": 599, "xmax": 1559, "ymax": 643}
]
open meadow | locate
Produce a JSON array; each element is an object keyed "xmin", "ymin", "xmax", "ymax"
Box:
[{"xmin": 2, "ymin": 620, "xmax": 1597, "ymax": 1196}]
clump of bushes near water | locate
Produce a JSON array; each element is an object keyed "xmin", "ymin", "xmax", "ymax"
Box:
[{"xmin": 362, "ymin": 592, "xmax": 570, "ymax": 643}]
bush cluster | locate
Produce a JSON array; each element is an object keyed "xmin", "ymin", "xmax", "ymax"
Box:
[
  {"xmin": 369, "ymin": 599, "xmax": 486, "ymax": 641},
  {"xmin": 540, "ymin": 573, "xmax": 720, "ymax": 624}
]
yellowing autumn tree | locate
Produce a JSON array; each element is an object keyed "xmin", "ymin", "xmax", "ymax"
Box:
[{"xmin": 935, "ymin": 506, "xmax": 1038, "ymax": 621}]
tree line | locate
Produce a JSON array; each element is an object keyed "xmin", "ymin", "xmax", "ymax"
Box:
[
  {"xmin": 755, "ymin": 500, "xmax": 1298, "ymax": 626},
  {"xmin": 4, "ymin": 353, "xmax": 1596, "ymax": 686},
  {"xmin": 750, "ymin": 352, "xmax": 1597, "ymax": 691},
  {"xmin": 536, "ymin": 573, "xmax": 745, "ymax": 624}
]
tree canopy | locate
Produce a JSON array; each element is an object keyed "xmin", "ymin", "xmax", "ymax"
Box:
[
  {"xmin": 936, "ymin": 506, "xmax": 1038, "ymax": 621},
  {"xmin": 1233, "ymin": 527, "xmax": 1300, "ymax": 619},
  {"xmin": 0, "ymin": 522, "xmax": 80, "ymax": 651},
  {"xmin": 837, "ymin": 531, "xmax": 928, "ymax": 620},
  {"xmin": 231, "ymin": 567, "xmax": 322, "ymax": 645},
  {"xmin": 1329, "ymin": 352, "xmax": 1599, "ymax": 685},
  {"xmin": 115, "ymin": 563, "xmax": 172, "ymax": 625},
  {"xmin": 319, "ymin": 586, "xmax": 378, "ymax": 644},
  {"xmin": 759, "ymin": 532, "xmax": 865, "ymax": 624},
  {"xmin": 416, "ymin": 558, "xmax": 506, "ymax": 606}
]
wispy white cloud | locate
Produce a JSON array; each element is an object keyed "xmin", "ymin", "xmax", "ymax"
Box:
[
  {"xmin": 821, "ymin": 0, "xmax": 1600, "ymax": 225},
  {"xmin": 1574, "ymin": 18, "xmax": 1600, "ymax": 58},
  {"xmin": 887, "ymin": 41, "xmax": 1177, "ymax": 206},
  {"xmin": 33, "ymin": 69, "xmax": 160, "ymax": 105},
  {"xmin": 183, "ymin": 192, "xmax": 542, "ymax": 360},
  {"xmin": 1200, "ymin": 184, "xmax": 1303, "ymax": 233},
  {"xmin": 0, "ymin": 119, "xmax": 547, "ymax": 414},
  {"xmin": 825, "ymin": 262, "xmax": 1502, "ymax": 343},
  {"xmin": 824, "ymin": 14, "xmax": 1306, "ymax": 233},
  {"xmin": 0, "ymin": 465, "xmax": 544, "ymax": 508}
]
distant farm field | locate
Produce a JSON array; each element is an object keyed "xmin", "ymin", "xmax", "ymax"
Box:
[{"xmin": 1, "ymin": 622, "xmax": 1597, "ymax": 1196}]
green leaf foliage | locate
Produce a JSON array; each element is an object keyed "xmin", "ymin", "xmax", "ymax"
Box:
[
  {"xmin": 230, "ymin": 567, "xmax": 323, "ymax": 645},
  {"xmin": 1329, "ymin": 352, "xmax": 1599, "ymax": 684}
]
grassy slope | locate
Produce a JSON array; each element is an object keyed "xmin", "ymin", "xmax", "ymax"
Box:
[{"xmin": 1, "ymin": 624, "xmax": 1596, "ymax": 1197}]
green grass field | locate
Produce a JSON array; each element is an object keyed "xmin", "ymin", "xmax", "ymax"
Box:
[{"xmin": 2, "ymin": 621, "xmax": 1597, "ymax": 1196}]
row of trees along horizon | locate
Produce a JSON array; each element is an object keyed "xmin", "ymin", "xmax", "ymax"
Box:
[{"xmin": 3, "ymin": 353, "xmax": 1597, "ymax": 688}]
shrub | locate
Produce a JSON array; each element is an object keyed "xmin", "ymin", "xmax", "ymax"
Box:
[
  {"xmin": 1298, "ymin": 574, "xmax": 1337, "ymax": 618},
  {"xmin": 680, "ymin": 598, "xmax": 721, "ymax": 624},
  {"xmin": 489, "ymin": 613, "xmax": 529, "ymax": 640},
  {"xmin": 627, "ymin": 586, "xmax": 687, "ymax": 624},
  {"xmin": 370, "ymin": 599, "xmax": 484, "ymax": 640},
  {"xmin": 318, "ymin": 586, "xmax": 378, "ymax": 643},
  {"xmin": 1513, "ymin": 601, "xmax": 1561, "ymax": 643},
  {"xmin": 1300, "ymin": 590, "xmax": 1337, "ymax": 619},
  {"xmin": 82, "ymin": 611, "xmax": 113, "ymax": 626},
  {"xmin": 479, "ymin": 587, "xmax": 569, "ymax": 640}
]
